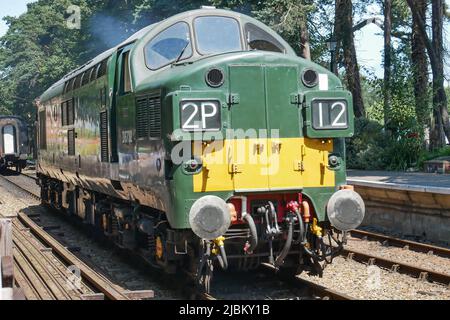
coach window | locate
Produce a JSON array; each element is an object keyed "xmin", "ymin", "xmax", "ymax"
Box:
[
  {"xmin": 81, "ymin": 70, "xmax": 90, "ymax": 86},
  {"xmin": 69, "ymin": 78, "xmax": 76, "ymax": 91},
  {"xmin": 194, "ymin": 16, "xmax": 242, "ymax": 55},
  {"xmin": 73, "ymin": 74, "xmax": 82, "ymax": 90},
  {"xmin": 144, "ymin": 22, "xmax": 192, "ymax": 70},
  {"xmin": 89, "ymin": 65, "xmax": 98, "ymax": 82},
  {"xmin": 63, "ymin": 81, "xmax": 70, "ymax": 94},
  {"xmin": 97, "ymin": 60, "xmax": 108, "ymax": 78},
  {"xmin": 245, "ymin": 23, "xmax": 285, "ymax": 53}
]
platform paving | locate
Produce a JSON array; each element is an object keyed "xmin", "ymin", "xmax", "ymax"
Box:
[{"xmin": 347, "ymin": 170, "xmax": 450, "ymax": 194}]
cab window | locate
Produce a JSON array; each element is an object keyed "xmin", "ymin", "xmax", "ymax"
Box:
[
  {"xmin": 145, "ymin": 22, "xmax": 192, "ymax": 70},
  {"xmin": 195, "ymin": 16, "xmax": 242, "ymax": 55},
  {"xmin": 245, "ymin": 23, "xmax": 285, "ymax": 53}
]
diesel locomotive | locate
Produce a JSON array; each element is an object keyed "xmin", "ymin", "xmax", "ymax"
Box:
[
  {"xmin": 0, "ymin": 116, "xmax": 29, "ymax": 172},
  {"xmin": 36, "ymin": 8, "xmax": 365, "ymax": 290}
]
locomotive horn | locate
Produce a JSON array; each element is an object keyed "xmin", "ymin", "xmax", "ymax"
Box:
[{"xmin": 189, "ymin": 195, "xmax": 231, "ymax": 240}]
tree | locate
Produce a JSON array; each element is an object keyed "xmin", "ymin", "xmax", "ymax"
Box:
[
  {"xmin": 406, "ymin": 0, "xmax": 449, "ymax": 149},
  {"xmin": 383, "ymin": 0, "xmax": 392, "ymax": 128},
  {"xmin": 0, "ymin": 0, "xmax": 99, "ymax": 123},
  {"xmin": 334, "ymin": 0, "xmax": 365, "ymax": 117},
  {"xmin": 411, "ymin": 0, "xmax": 429, "ymax": 138}
]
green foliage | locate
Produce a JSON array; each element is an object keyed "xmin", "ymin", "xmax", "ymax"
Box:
[
  {"xmin": 346, "ymin": 118, "xmax": 388, "ymax": 170},
  {"xmin": 347, "ymin": 116, "xmax": 423, "ymax": 171},
  {"xmin": 0, "ymin": 0, "xmax": 100, "ymax": 123},
  {"xmin": 417, "ymin": 146, "xmax": 450, "ymax": 169},
  {"xmin": 349, "ymin": 69, "xmax": 424, "ymax": 171}
]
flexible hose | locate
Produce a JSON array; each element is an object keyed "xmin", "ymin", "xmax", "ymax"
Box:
[
  {"xmin": 294, "ymin": 211, "xmax": 305, "ymax": 244},
  {"xmin": 243, "ymin": 213, "xmax": 258, "ymax": 253},
  {"xmin": 268, "ymin": 201, "xmax": 281, "ymax": 234},
  {"xmin": 274, "ymin": 219, "xmax": 293, "ymax": 267},
  {"xmin": 216, "ymin": 245, "xmax": 228, "ymax": 270}
]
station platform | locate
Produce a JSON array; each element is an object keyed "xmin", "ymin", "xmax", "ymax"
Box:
[
  {"xmin": 347, "ymin": 170, "xmax": 450, "ymax": 195},
  {"xmin": 346, "ymin": 170, "xmax": 450, "ymax": 246}
]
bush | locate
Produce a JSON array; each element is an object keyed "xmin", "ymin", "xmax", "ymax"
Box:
[
  {"xmin": 346, "ymin": 117, "xmax": 423, "ymax": 171},
  {"xmin": 417, "ymin": 146, "xmax": 450, "ymax": 169},
  {"xmin": 346, "ymin": 118, "xmax": 388, "ymax": 170}
]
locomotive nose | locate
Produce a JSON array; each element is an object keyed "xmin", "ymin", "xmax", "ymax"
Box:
[
  {"xmin": 189, "ymin": 195, "xmax": 231, "ymax": 240},
  {"xmin": 326, "ymin": 189, "xmax": 365, "ymax": 231}
]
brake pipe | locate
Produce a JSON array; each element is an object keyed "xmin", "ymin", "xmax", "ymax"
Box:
[
  {"xmin": 243, "ymin": 213, "xmax": 258, "ymax": 254},
  {"xmin": 233, "ymin": 196, "xmax": 258, "ymax": 254},
  {"xmin": 214, "ymin": 237, "xmax": 229, "ymax": 270},
  {"xmin": 274, "ymin": 217, "xmax": 294, "ymax": 268},
  {"xmin": 217, "ymin": 245, "xmax": 229, "ymax": 270}
]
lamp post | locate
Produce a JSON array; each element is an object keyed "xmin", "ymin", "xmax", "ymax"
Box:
[{"xmin": 326, "ymin": 36, "xmax": 337, "ymax": 75}]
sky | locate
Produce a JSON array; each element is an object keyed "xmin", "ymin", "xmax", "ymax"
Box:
[{"xmin": 0, "ymin": 0, "xmax": 449, "ymax": 82}]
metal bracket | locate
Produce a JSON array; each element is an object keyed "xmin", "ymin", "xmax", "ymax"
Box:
[
  {"xmin": 294, "ymin": 160, "xmax": 304, "ymax": 172},
  {"xmin": 228, "ymin": 93, "xmax": 240, "ymax": 105},
  {"xmin": 290, "ymin": 93, "xmax": 304, "ymax": 105},
  {"xmin": 174, "ymin": 240, "xmax": 188, "ymax": 255},
  {"xmin": 229, "ymin": 163, "xmax": 242, "ymax": 174}
]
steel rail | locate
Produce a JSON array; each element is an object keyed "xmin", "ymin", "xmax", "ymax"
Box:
[
  {"xmin": 13, "ymin": 244, "xmax": 54, "ymax": 300},
  {"xmin": 341, "ymin": 248, "xmax": 450, "ymax": 286},
  {"xmin": 16, "ymin": 211, "xmax": 130, "ymax": 300},
  {"xmin": 13, "ymin": 224, "xmax": 75, "ymax": 300},
  {"xmin": 13, "ymin": 259, "xmax": 40, "ymax": 300},
  {"xmin": 349, "ymin": 229, "xmax": 450, "ymax": 259},
  {"xmin": 260, "ymin": 263, "xmax": 354, "ymax": 300},
  {"xmin": 0, "ymin": 174, "xmax": 154, "ymax": 300}
]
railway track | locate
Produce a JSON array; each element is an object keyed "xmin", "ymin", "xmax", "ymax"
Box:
[
  {"xmin": 260, "ymin": 264, "xmax": 354, "ymax": 300},
  {"xmin": 0, "ymin": 173, "xmax": 154, "ymax": 300},
  {"xmin": 4, "ymin": 170, "xmax": 449, "ymax": 300},
  {"xmin": 15, "ymin": 211, "xmax": 147, "ymax": 300},
  {"xmin": 349, "ymin": 229, "xmax": 450, "ymax": 259},
  {"xmin": 341, "ymin": 247, "xmax": 450, "ymax": 286}
]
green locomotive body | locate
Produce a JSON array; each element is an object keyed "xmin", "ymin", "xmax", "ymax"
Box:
[{"xmin": 37, "ymin": 8, "xmax": 364, "ymax": 286}]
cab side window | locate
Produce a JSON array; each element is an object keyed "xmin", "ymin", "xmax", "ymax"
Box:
[{"xmin": 245, "ymin": 23, "xmax": 285, "ymax": 53}]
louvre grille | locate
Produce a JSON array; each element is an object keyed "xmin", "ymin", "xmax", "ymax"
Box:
[
  {"xmin": 136, "ymin": 93, "xmax": 161, "ymax": 139},
  {"xmin": 68, "ymin": 129, "xmax": 75, "ymax": 156},
  {"xmin": 136, "ymin": 97, "xmax": 149, "ymax": 139},
  {"xmin": 100, "ymin": 111, "xmax": 109, "ymax": 162}
]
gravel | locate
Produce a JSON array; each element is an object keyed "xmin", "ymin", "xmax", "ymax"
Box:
[
  {"xmin": 346, "ymin": 236, "xmax": 450, "ymax": 275},
  {"xmin": 298, "ymin": 255, "xmax": 450, "ymax": 300}
]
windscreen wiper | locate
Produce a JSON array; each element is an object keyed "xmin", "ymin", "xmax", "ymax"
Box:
[{"xmin": 173, "ymin": 40, "xmax": 190, "ymax": 66}]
